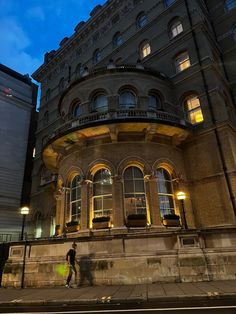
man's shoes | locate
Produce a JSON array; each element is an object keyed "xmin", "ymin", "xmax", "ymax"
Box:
[{"xmin": 65, "ymin": 284, "xmax": 70, "ymax": 288}]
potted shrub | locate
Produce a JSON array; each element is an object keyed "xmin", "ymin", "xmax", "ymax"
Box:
[
  {"xmin": 126, "ymin": 213, "xmax": 147, "ymax": 227},
  {"xmin": 92, "ymin": 216, "xmax": 110, "ymax": 229},
  {"xmin": 65, "ymin": 221, "xmax": 80, "ymax": 233},
  {"xmin": 162, "ymin": 214, "xmax": 180, "ymax": 227}
]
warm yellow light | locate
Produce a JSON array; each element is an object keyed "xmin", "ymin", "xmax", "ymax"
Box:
[
  {"xmin": 20, "ymin": 206, "xmax": 30, "ymax": 215},
  {"xmin": 176, "ymin": 191, "xmax": 186, "ymax": 200}
]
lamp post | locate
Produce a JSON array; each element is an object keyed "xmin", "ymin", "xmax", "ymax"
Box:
[
  {"xmin": 20, "ymin": 206, "xmax": 30, "ymax": 241},
  {"xmin": 176, "ymin": 191, "xmax": 188, "ymax": 229},
  {"xmin": 20, "ymin": 206, "xmax": 29, "ymax": 289}
]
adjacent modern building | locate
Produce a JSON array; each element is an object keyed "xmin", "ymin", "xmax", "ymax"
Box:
[
  {"xmin": 0, "ymin": 64, "xmax": 38, "ymax": 242},
  {"xmin": 2, "ymin": 0, "xmax": 236, "ymax": 287}
]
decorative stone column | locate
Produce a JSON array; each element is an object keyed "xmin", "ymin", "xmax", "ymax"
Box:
[
  {"xmin": 55, "ymin": 188, "xmax": 66, "ymax": 235},
  {"xmin": 80, "ymin": 179, "xmax": 90, "ymax": 230},
  {"xmin": 144, "ymin": 175, "xmax": 162, "ymax": 226},
  {"xmin": 112, "ymin": 175, "xmax": 125, "ymax": 228}
]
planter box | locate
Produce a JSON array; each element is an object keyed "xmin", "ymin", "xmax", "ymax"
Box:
[
  {"xmin": 65, "ymin": 222, "xmax": 80, "ymax": 233},
  {"xmin": 162, "ymin": 217, "xmax": 180, "ymax": 227},
  {"xmin": 93, "ymin": 221, "xmax": 110, "ymax": 229},
  {"xmin": 126, "ymin": 214, "xmax": 147, "ymax": 227}
]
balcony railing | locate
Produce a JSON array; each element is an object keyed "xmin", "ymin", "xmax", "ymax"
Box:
[{"xmin": 42, "ymin": 109, "xmax": 187, "ymax": 147}]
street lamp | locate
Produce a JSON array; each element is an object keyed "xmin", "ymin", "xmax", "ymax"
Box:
[
  {"xmin": 20, "ymin": 206, "xmax": 30, "ymax": 241},
  {"xmin": 176, "ymin": 191, "xmax": 188, "ymax": 229}
]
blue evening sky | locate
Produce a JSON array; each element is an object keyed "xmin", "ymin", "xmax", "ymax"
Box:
[{"xmin": 0, "ymin": 0, "xmax": 106, "ymax": 77}]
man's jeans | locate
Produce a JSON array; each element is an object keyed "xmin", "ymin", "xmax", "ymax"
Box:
[{"xmin": 66, "ymin": 264, "xmax": 77, "ymax": 285}]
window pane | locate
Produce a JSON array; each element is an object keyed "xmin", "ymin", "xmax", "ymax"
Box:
[
  {"xmin": 93, "ymin": 94, "xmax": 108, "ymax": 112},
  {"xmin": 134, "ymin": 180, "xmax": 145, "ymax": 192},
  {"xmin": 189, "ymin": 108, "xmax": 204, "ymax": 124},
  {"xmin": 103, "ymin": 196, "xmax": 112, "ymax": 210},
  {"xmin": 94, "ymin": 197, "xmax": 102, "ymax": 211},
  {"xmin": 119, "ymin": 91, "xmax": 136, "ymax": 108},
  {"xmin": 137, "ymin": 14, "xmax": 147, "ymax": 28}
]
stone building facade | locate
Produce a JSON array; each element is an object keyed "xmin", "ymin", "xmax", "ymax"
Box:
[
  {"xmin": 0, "ymin": 64, "xmax": 37, "ymax": 242},
  {"xmin": 3, "ymin": 0, "xmax": 236, "ymax": 287}
]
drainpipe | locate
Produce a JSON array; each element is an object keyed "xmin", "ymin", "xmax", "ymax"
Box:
[{"xmin": 184, "ymin": 0, "xmax": 236, "ymax": 216}]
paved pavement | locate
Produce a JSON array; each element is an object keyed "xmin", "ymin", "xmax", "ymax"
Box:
[{"xmin": 0, "ymin": 280, "xmax": 236, "ymax": 307}]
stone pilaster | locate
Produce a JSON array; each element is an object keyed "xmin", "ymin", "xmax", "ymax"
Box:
[
  {"xmin": 112, "ymin": 175, "xmax": 125, "ymax": 227},
  {"xmin": 144, "ymin": 175, "xmax": 162, "ymax": 226},
  {"xmin": 80, "ymin": 180, "xmax": 90, "ymax": 230}
]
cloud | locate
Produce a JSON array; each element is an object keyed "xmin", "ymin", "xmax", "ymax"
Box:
[
  {"xmin": 0, "ymin": 17, "xmax": 41, "ymax": 75},
  {"xmin": 26, "ymin": 6, "xmax": 45, "ymax": 21}
]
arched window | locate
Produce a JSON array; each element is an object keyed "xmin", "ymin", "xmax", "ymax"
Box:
[
  {"xmin": 59, "ymin": 78, "xmax": 65, "ymax": 93},
  {"xmin": 93, "ymin": 169, "xmax": 112, "ymax": 219},
  {"xmin": 140, "ymin": 41, "xmax": 151, "ymax": 59},
  {"xmin": 156, "ymin": 168, "xmax": 175, "ymax": 218},
  {"xmin": 233, "ymin": 25, "xmax": 236, "ymax": 41},
  {"xmin": 119, "ymin": 89, "xmax": 136, "ymax": 109},
  {"xmin": 70, "ymin": 175, "xmax": 82, "ymax": 223},
  {"xmin": 124, "ymin": 166, "xmax": 146, "ymax": 216},
  {"xmin": 73, "ymin": 101, "xmax": 82, "ymax": 117},
  {"xmin": 165, "ymin": 0, "xmax": 176, "ymax": 7},
  {"xmin": 175, "ymin": 51, "xmax": 190, "ymax": 72},
  {"xmin": 93, "ymin": 49, "xmax": 102, "ymax": 64},
  {"xmin": 113, "ymin": 32, "xmax": 123, "ymax": 47},
  {"xmin": 35, "ymin": 212, "xmax": 43, "ymax": 238},
  {"xmin": 148, "ymin": 92, "xmax": 162, "ymax": 111},
  {"xmin": 184, "ymin": 95, "xmax": 204, "ymax": 125},
  {"xmin": 225, "ymin": 0, "xmax": 236, "ymax": 11},
  {"xmin": 170, "ymin": 20, "xmax": 183, "ymax": 38},
  {"xmin": 136, "ymin": 12, "xmax": 147, "ymax": 28},
  {"xmin": 92, "ymin": 93, "xmax": 108, "ymax": 112}
]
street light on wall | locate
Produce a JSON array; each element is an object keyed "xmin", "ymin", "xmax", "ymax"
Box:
[
  {"xmin": 20, "ymin": 206, "xmax": 30, "ymax": 241},
  {"xmin": 176, "ymin": 191, "xmax": 188, "ymax": 229}
]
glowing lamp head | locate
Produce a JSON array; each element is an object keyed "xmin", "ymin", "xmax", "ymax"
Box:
[
  {"xmin": 177, "ymin": 191, "xmax": 186, "ymax": 200},
  {"xmin": 20, "ymin": 206, "xmax": 30, "ymax": 215}
]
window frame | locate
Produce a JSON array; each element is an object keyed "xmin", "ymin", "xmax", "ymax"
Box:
[
  {"xmin": 156, "ymin": 168, "xmax": 176, "ymax": 218},
  {"xmin": 93, "ymin": 49, "xmax": 102, "ymax": 64},
  {"xmin": 140, "ymin": 41, "xmax": 151, "ymax": 59},
  {"xmin": 175, "ymin": 51, "xmax": 191, "ymax": 73},
  {"xmin": 69, "ymin": 175, "xmax": 82, "ymax": 223},
  {"xmin": 113, "ymin": 32, "xmax": 123, "ymax": 48},
  {"xmin": 184, "ymin": 95, "xmax": 204, "ymax": 125},
  {"xmin": 170, "ymin": 20, "xmax": 183, "ymax": 38},
  {"xmin": 91, "ymin": 93, "xmax": 108, "ymax": 112},
  {"xmin": 136, "ymin": 12, "xmax": 148, "ymax": 29},
  {"xmin": 123, "ymin": 166, "xmax": 147, "ymax": 216},
  {"xmin": 119, "ymin": 89, "xmax": 137, "ymax": 109},
  {"xmin": 92, "ymin": 168, "xmax": 113, "ymax": 219}
]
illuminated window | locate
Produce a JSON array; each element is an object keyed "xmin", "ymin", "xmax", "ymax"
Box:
[
  {"xmin": 33, "ymin": 148, "xmax": 36, "ymax": 158},
  {"xmin": 140, "ymin": 41, "xmax": 151, "ymax": 59},
  {"xmin": 70, "ymin": 175, "xmax": 82, "ymax": 223},
  {"xmin": 113, "ymin": 32, "xmax": 123, "ymax": 47},
  {"xmin": 185, "ymin": 95, "xmax": 204, "ymax": 125},
  {"xmin": 170, "ymin": 20, "xmax": 183, "ymax": 38},
  {"xmin": 165, "ymin": 0, "xmax": 176, "ymax": 7},
  {"xmin": 92, "ymin": 93, "xmax": 108, "ymax": 112},
  {"xmin": 124, "ymin": 166, "xmax": 147, "ymax": 216},
  {"xmin": 119, "ymin": 90, "xmax": 136, "ymax": 108},
  {"xmin": 156, "ymin": 168, "xmax": 175, "ymax": 218},
  {"xmin": 93, "ymin": 49, "xmax": 102, "ymax": 64},
  {"xmin": 35, "ymin": 212, "xmax": 42, "ymax": 238},
  {"xmin": 148, "ymin": 92, "xmax": 162, "ymax": 111},
  {"xmin": 137, "ymin": 12, "xmax": 147, "ymax": 28},
  {"xmin": 93, "ymin": 169, "xmax": 113, "ymax": 219},
  {"xmin": 175, "ymin": 51, "xmax": 190, "ymax": 72},
  {"xmin": 225, "ymin": 0, "xmax": 236, "ymax": 11}
]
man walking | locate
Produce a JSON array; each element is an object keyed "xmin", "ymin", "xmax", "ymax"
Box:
[{"xmin": 65, "ymin": 242, "xmax": 78, "ymax": 288}]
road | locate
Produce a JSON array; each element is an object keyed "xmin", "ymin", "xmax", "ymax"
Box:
[{"xmin": 1, "ymin": 302, "xmax": 236, "ymax": 314}]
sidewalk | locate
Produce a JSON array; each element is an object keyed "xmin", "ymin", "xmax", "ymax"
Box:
[{"xmin": 0, "ymin": 280, "xmax": 236, "ymax": 307}]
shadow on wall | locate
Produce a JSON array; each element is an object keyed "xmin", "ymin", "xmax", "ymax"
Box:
[{"xmin": 78, "ymin": 254, "xmax": 94, "ymax": 287}]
